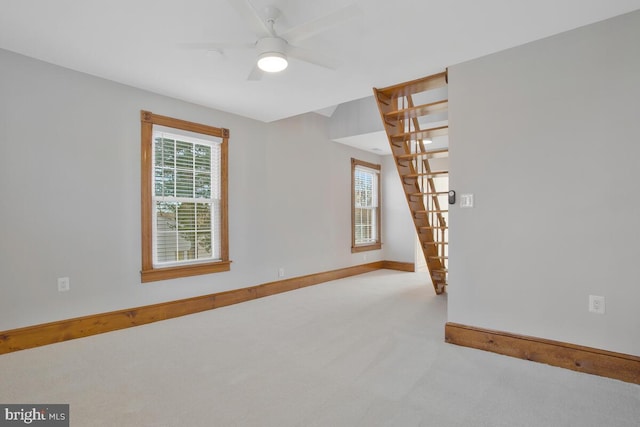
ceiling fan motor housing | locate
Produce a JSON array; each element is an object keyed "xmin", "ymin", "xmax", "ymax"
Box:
[
  {"xmin": 256, "ymin": 37, "xmax": 289, "ymax": 72},
  {"xmin": 256, "ymin": 37, "xmax": 288, "ymax": 55}
]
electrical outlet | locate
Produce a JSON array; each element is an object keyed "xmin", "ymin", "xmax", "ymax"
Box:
[
  {"xmin": 589, "ymin": 295, "xmax": 605, "ymax": 314},
  {"xmin": 57, "ymin": 277, "xmax": 70, "ymax": 292},
  {"xmin": 278, "ymin": 268, "xmax": 285, "ymax": 278}
]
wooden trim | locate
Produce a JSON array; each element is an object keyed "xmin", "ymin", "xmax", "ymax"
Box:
[
  {"xmin": 141, "ymin": 110, "xmax": 228, "ymax": 138},
  {"xmin": 140, "ymin": 110, "xmax": 230, "ymax": 282},
  {"xmin": 0, "ymin": 261, "xmax": 415, "ymax": 355},
  {"xmin": 255, "ymin": 262, "xmax": 383, "ymax": 298},
  {"xmin": 351, "ymin": 158, "xmax": 382, "ymax": 251},
  {"xmin": 381, "ymin": 260, "xmax": 415, "ymax": 272},
  {"xmin": 351, "ymin": 242, "xmax": 382, "ymax": 253},
  {"xmin": 445, "ymin": 322, "xmax": 640, "ymax": 385},
  {"xmin": 140, "ymin": 119, "xmax": 153, "ymax": 271},
  {"xmin": 141, "ymin": 261, "xmax": 231, "ymax": 283},
  {"xmin": 219, "ymin": 132, "xmax": 229, "ymax": 262}
]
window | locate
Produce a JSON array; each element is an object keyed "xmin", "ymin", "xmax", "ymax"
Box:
[
  {"xmin": 352, "ymin": 158, "xmax": 381, "ymax": 252},
  {"xmin": 141, "ymin": 111, "xmax": 230, "ymax": 282}
]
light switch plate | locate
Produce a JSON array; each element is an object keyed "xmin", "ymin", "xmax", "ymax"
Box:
[{"xmin": 460, "ymin": 194, "xmax": 474, "ymax": 208}]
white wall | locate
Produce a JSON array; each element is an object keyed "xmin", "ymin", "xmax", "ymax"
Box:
[
  {"xmin": 448, "ymin": 10, "xmax": 640, "ymax": 356},
  {"xmin": 0, "ymin": 49, "xmax": 405, "ymax": 331},
  {"xmin": 381, "ymin": 155, "xmax": 417, "ymax": 264},
  {"xmin": 328, "ymin": 96, "xmax": 383, "ymax": 141}
]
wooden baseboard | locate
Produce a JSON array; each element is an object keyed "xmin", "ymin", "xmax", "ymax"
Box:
[
  {"xmin": 445, "ymin": 322, "xmax": 640, "ymax": 385},
  {"xmin": 0, "ymin": 261, "xmax": 414, "ymax": 355},
  {"xmin": 381, "ymin": 260, "xmax": 415, "ymax": 272}
]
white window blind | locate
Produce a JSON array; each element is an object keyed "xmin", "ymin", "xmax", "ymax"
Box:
[
  {"xmin": 152, "ymin": 130, "xmax": 221, "ymax": 267},
  {"xmin": 354, "ymin": 165, "xmax": 379, "ymax": 245}
]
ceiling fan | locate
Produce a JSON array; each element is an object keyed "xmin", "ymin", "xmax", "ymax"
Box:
[{"xmin": 186, "ymin": 0, "xmax": 361, "ymax": 80}]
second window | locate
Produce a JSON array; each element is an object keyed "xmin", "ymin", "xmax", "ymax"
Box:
[{"xmin": 352, "ymin": 158, "xmax": 381, "ymax": 252}]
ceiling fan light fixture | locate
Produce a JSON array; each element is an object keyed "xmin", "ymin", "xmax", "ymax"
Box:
[{"xmin": 257, "ymin": 51, "xmax": 288, "ymax": 72}]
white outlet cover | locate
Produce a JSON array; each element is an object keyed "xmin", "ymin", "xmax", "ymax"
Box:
[
  {"xmin": 57, "ymin": 277, "xmax": 70, "ymax": 292},
  {"xmin": 589, "ymin": 295, "xmax": 605, "ymax": 314}
]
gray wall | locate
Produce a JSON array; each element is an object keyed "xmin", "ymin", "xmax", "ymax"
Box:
[
  {"xmin": 448, "ymin": 10, "xmax": 640, "ymax": 356},
  {"xmin": 0, "ymin": 49, "xmax": 414, "ymax": 331}
]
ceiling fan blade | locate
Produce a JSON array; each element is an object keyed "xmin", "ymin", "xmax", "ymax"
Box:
[
  {"xmin": 227, "ymin": 0, "xmax": 272, "ymax": 38},
  {"xmin": 247, "ymin": 64, "xmax": 263, "ymax": 81},
  {"xmin": 287, "ymin": 45, "xmax": 339, "ymax": 70},
  {"xmin": 281, "ymin": 3, "xmax": 361, "ymax": 44},
  {"xmin": 177, "ymin": 42, "xmax": 254, "ymax": 50}
]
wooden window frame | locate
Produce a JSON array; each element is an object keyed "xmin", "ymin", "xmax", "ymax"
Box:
[
  {"xmin": 351, "ymin": 158, "xmax": 382, "ymax": 253},
  {"xmin": 140, "ymin": 111, "xmax": 230, "ymax": 282}
]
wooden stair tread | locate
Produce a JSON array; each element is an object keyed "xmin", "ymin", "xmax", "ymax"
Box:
[
  {"xmin": 409, "ymin": 191, "xmax": 449, "ymax": 196},
  {"xmin": 402, "ymin": 171, "xmax": 448, "ymax": 178},
  {"xmin": 376, "ymin": 72, "xmax": 447, "ymax": 98},
  {"xmin": 415, "ymin": 210, "xmax": 449, "ymax": 214},
  {"xmin": 429, "ymin": 268, "xmax": 449, "ymax": 280},
  {"xmin": 385, "ymin": 100, "xmax": 448, "ymax": 121},
  {"xmin": 396, "ymin": 149, "xmax": 449, "ymax": 160},
  {"xmin": 391, "ymin": 126, "xmax": 449, "ymax": 143}
]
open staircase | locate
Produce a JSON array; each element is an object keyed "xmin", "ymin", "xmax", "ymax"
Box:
[{"xmin": 373, "ymin": 72, "xmax": 449, "ymax": 294}]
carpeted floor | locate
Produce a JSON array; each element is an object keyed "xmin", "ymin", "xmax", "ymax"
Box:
[{"xmin": 1, "ymin": 270, "xmax": 638, "ymax": 426}]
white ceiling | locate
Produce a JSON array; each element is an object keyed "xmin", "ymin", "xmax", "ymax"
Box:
[{"xmin": 2, "ymin": 0, "xmax": 640, "ymax": 123}]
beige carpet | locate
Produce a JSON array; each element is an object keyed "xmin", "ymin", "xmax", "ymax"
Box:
[{"xmin": 1, "ymin": 270, "xmax": 638, "ymax": 426}]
